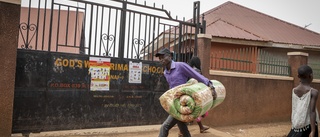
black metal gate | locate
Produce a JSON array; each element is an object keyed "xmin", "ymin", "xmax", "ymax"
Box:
[
  {"xmin": 14, "ymin": 0, "xmax": 205, "ymax": 134},
  {"xmin": 19, "ymin": 0, "xmax": 205, "ymax": 61}
]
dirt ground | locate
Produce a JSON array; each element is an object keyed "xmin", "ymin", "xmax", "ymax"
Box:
[
  {"xmin": 98, "ymin": 122, "xmax": 294, "ymax": 137},
  {"xmin": 121, "ymin": 122, "xmax": 292, "ymax": 137},
  {"xmin": 12, "ymin": 121, "xmax": 297, "ymax": 137},
  {"xmin": 214, "ymin": 122, "xmax": 291, "ymax": 137}
]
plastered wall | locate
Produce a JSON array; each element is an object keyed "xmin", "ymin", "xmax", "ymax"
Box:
[{"xmin": 0, "ymin": 2, "xmax": 20, "ymax": 136}]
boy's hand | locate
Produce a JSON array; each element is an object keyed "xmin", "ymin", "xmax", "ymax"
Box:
[
  {"xmin": 211, "ymin": 88, "xmax": 217, "ymax": 100},
  {"xmin": 209, "ymin": 83, "xmax": 217, "ymax": 100}
]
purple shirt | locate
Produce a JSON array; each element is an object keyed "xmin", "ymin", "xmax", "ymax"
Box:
[{"xmin": 164, "ymin": 61, "xmax": 211, "ymax": 89}]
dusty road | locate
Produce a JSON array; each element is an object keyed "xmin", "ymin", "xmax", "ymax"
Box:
[
  {"xmin": 12, "ymin": 122, "xmax": 294, "ymax": 137},
  {"xmin": 215, "ymin": 122, "xmax": 291, "ymax": 137}
]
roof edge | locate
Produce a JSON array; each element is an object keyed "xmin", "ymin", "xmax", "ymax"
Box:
[
  {"xmin": 287, "ymin": 52, "xmax": 309, "ymax": 56},
  {"xmin": 211, "ymin": 36, "xmax": 271, "ymax": 47},
  {"xmin": 212, "ymin": 36, "xmax": 320, "ymax": 50}
]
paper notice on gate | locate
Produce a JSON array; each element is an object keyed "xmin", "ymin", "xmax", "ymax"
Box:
[
  {"xmin": 89, "ymin": 57, "xmax": 111, "ymax": 91},
  {"xmin": 128, "ymin": 61, "xmax": 142, "ymax": 84}
]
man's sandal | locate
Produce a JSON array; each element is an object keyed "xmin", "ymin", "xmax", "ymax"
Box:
[{"xmin": 200, "ymin": 127, "xmax": 210, "ymax": 133}]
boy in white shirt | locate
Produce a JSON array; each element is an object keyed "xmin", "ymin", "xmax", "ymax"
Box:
[{"xmin": 288, "ymin": 65, "xmax": 319, "ymax": 137}]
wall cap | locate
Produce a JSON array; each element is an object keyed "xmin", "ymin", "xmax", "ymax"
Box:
[
  {"xmin": 197, "ymin": 34, "xmax": 212, "ymax": 39},
  {"xmin": 287, "ymin": 52, "xmax": 309, "ymax": 56},
  {"xmin": 209, "ymin": 70, "xmax": 293, "ymax": 81},
  {"xmin": 0, "ymin": 0, "xmax": 21, "ymax": 5},
  {"xmin": 313, "ymin": 79, "xmax": 320, "ymax": 83}
]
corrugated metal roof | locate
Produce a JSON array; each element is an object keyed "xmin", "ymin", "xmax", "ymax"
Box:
[{"xmin": 204, "ymin": 1, "xmax": 320, "ymax": 46}]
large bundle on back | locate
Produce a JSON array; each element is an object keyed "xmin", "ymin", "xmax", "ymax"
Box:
[{"xmin": 159, "ymin": 79, "xmax": 226, "ymax": 122}]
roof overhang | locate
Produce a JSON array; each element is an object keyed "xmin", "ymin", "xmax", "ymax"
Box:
[
  {"xmin": 303, "ymin": 45, "xmax": 320, "ymax": 50},
  {"xmin": 211, "ymin": 36, "xmax": 320, "ymax": 50},
  {"xmin": 268, "ymin": 43, "xmax": 320, "ymax": 51},
  {"xmin": 270, "ymin": 43, "xmax": 304, "ymax": 49},
  {"xmin": 211, "ymin": 36, "xmax": 272, "ymax": 47}
]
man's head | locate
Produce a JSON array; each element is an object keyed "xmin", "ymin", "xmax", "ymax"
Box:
[
  {"xmin": 298, "ymin": 65, "xmax": 313, "ymax": 82},
  {"xmin": 188, "ymin": 56, "xmax": 201, "ymax": 70},
  {"xmin": 155, "ymin": 48, "xmax": 173, "ymax": 67}
]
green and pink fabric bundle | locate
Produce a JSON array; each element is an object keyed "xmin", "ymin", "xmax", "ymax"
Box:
[{"xmin": 159, "ymin": 79, "xmax": 226, "ymax": 122}]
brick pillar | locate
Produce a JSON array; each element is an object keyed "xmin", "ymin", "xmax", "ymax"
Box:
[
  {"xmin": 197, "ymin": 34, "xmax": 212, "ymax": 78},
  {"xmin": 0, "ymin": 2, "xmax": 20, "ymax": 136},
  {"xmin": 287, "ymin": 52, "xmax": 309, "ymax": 86}
]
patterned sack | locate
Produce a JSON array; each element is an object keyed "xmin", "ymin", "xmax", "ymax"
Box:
[{"xmin": 159, "ymin": 78, "xmax": 226, "ymax": 122}]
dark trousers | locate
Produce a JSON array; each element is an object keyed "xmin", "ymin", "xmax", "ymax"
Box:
[{"xmin": 158, "ymin": 115, "xmax": 191, "ymax": 137}]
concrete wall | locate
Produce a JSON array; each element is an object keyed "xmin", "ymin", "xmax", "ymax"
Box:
[
  {"xmin": 205, "ymin": 72, "xmax": 294, "ymax": 126},
  {"xmin": 0, "ymin": 2, "xmax": 20, "ymax": 136}
]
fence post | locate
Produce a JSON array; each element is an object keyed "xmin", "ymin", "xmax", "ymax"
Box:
[
  {"xmin": 197, "ymin": 34, "xmax": 212, "ymax": 77},
  {"xmin": 0, "ymin": 2, "xmax": 20, "ymax": 136},
  {"xmin": 118, "ymin": 1, "xmax": 127, "ymax": 59},
  {"xmin": 287, "ymin": 52, "xmax": 309, "ymax": 86}
]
